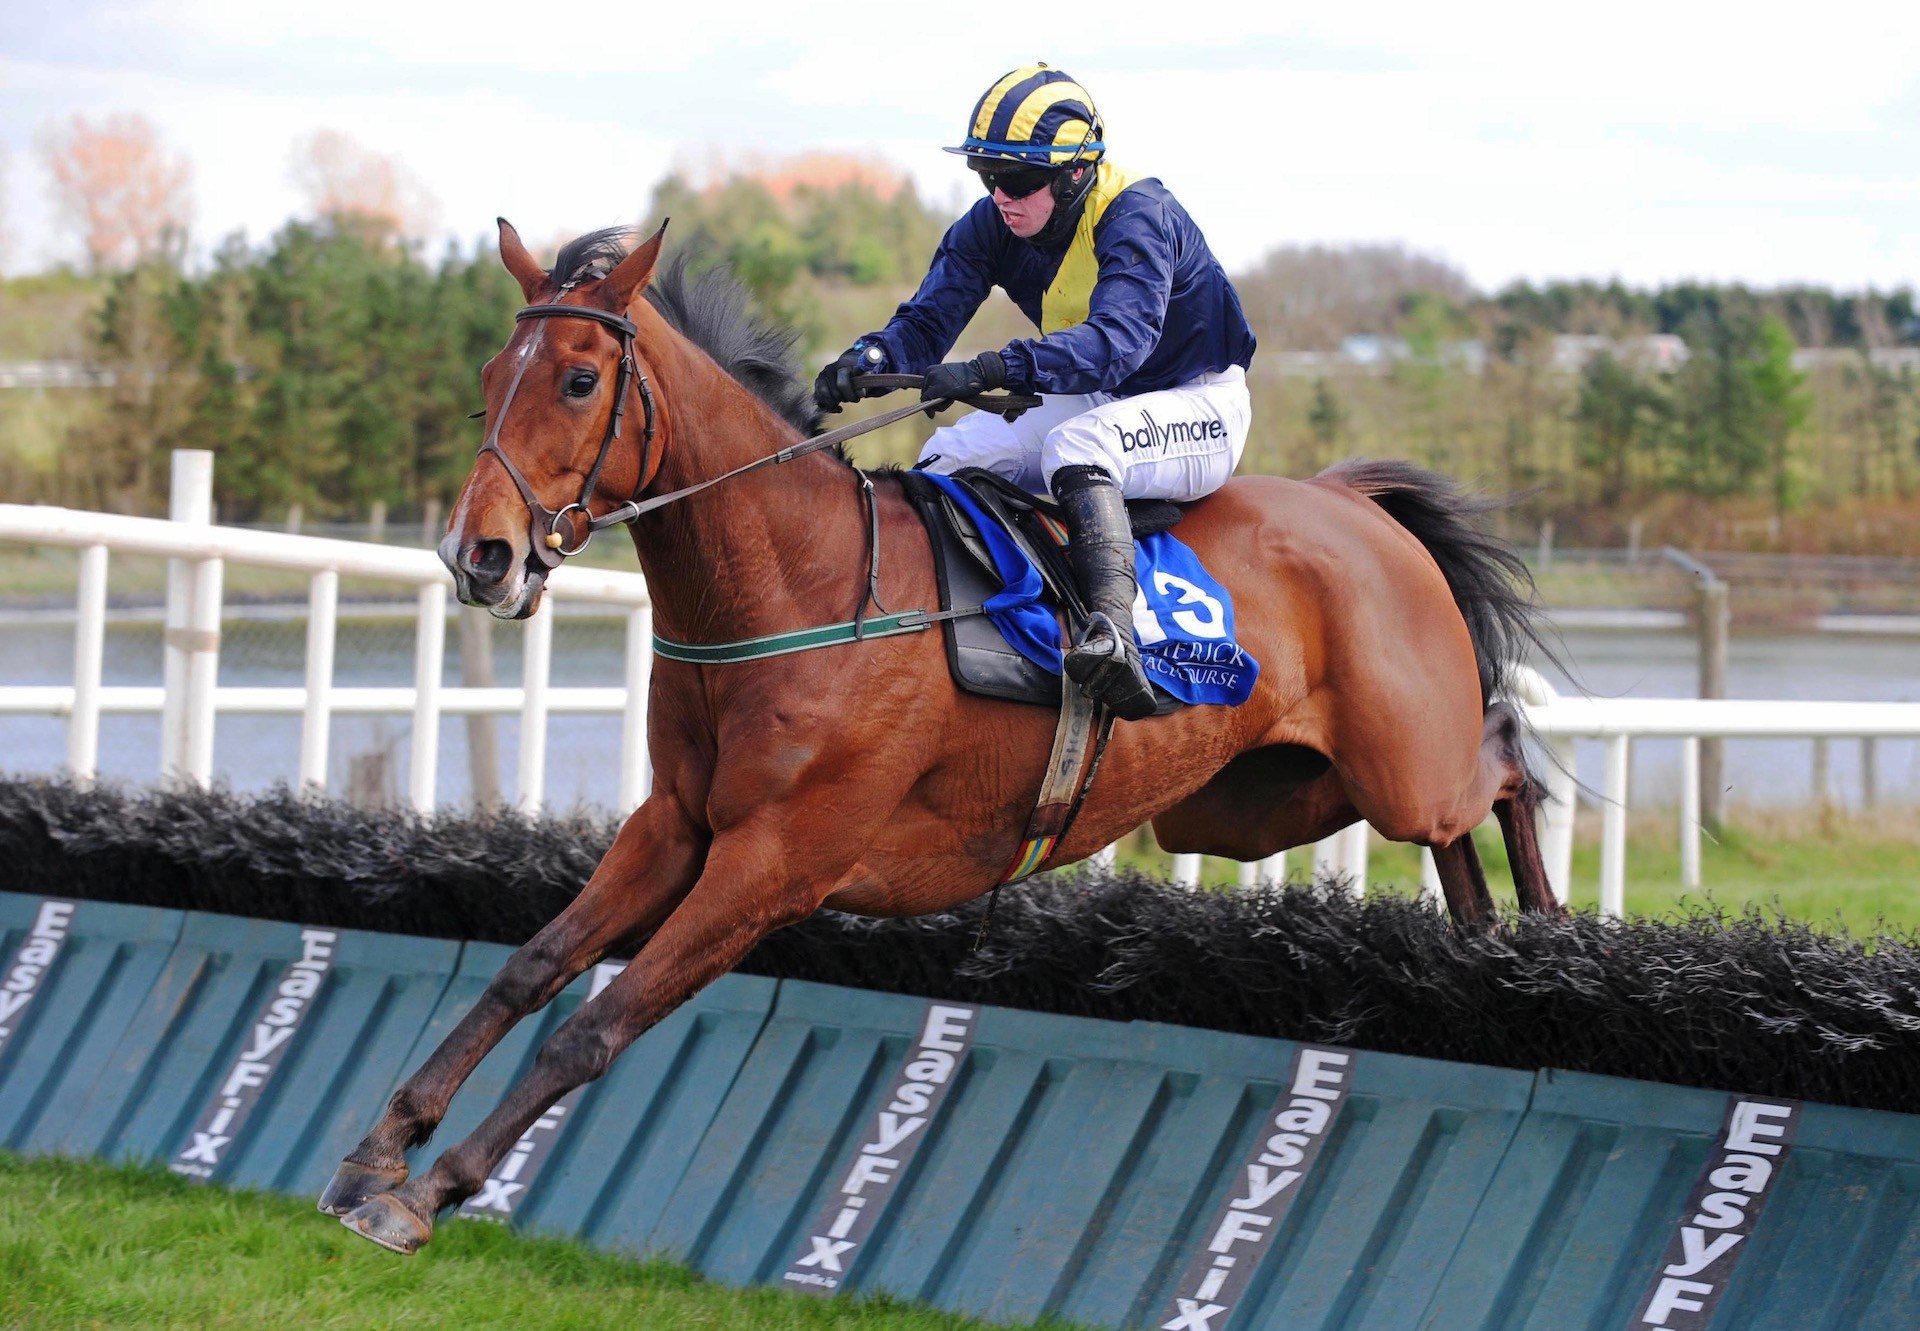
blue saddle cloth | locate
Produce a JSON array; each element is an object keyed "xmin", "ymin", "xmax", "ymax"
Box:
[{"xmin": 920, "ymin": 473, "xmax": 1260, "ymax": 708}]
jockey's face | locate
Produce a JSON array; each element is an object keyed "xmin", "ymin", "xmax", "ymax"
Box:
[{"xmin": 993, "ymin": 167, "xmax": 1083, "ymax": 238}]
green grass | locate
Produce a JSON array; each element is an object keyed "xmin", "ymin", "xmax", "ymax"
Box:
[
  {"xmin": 1110, "ymin": 810, "xmax": 1920, "ymax": 936},
  {"xmin": 0, "ymin": 1154, "xmax": 1037, "ymax": 1331}
]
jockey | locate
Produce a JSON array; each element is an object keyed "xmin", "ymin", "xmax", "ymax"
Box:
[{"xmin": 813, "ymin": 64, "xmax": 1257, "ymax": 720}]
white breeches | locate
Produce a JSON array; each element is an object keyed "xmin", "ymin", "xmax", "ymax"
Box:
[{"xmin": 914, "ymin": 365, "xmax": 1251, "ymax": 501}]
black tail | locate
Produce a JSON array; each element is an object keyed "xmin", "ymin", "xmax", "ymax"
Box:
[{"xmin": 1318, "ymin": 458, "xmax": 1556, "ymax": 704}]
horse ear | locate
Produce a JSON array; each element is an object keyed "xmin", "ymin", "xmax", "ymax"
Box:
[
  {"xmin": 497, "ymin": 218, "xmax": 546, "ymax": 302},
  {"xmin": 603, "ymin": 219, "xmax": 670, "ymax": 311}
]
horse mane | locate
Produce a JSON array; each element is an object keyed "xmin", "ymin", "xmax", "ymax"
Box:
[{"xmin": 550, "ymin": 226, "xmax": 825, "ymax": 440}]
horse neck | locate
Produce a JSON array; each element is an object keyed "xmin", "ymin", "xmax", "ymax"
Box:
[{"xmin": 625, "ymin": 320, "xmax": 870, "ymax": 643}]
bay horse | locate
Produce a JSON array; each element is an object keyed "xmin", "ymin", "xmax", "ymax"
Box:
[{"xmin": 323, "ymin": 220, "xmax": 1558, "ymax": 1253}]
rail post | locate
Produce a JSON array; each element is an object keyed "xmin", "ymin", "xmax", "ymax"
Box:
[
  {"xmin": 617, "ymin": 602, "xmax": 652, "ymax": 813},
  {"xmin": 160, "ymin": 451, "xmax": 221, "ymax": 785},
  {"xmin": 299, "ymin": 569, "xmax": 338, "ymax": 790},
  {"xmin": 1663, "ymin": 548, "xmax": 1727, "ymax": 830},
  {"xmin": 517, "ymin": 595, "xmax": 554, "ymax": 813},
  {"xmin": 66, "ymin": 543, "xmax": 109, "ymax": 783},
  {"xmin": 1679, "ymin": 735, "xmax": 1701, "ymax": 890},
  {"xmin": 458, "ymin": 608, "xmax": 502, "ymax": 807},
  {"xmin": 408, "ymin": 581, "xmax": 446, "ymax": 812},
  {"xmin": 1601, "ymin": 734, "xmax": 1630, "ymax": 918}
]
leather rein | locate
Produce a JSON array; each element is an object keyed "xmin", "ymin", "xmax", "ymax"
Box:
[{"xmin": 477, "ymin": 297, "xmax": 1037, "ymax": 571}]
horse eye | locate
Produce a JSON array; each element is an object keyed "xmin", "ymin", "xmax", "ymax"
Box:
[{"xmin": 566, "ymin": 370, "xmax": 598, "ymax": 397}]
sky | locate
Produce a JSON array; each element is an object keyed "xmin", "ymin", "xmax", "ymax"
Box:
[{"xmin": 3, "ymin": 0, "xmax": 1918, "ymax": 290}]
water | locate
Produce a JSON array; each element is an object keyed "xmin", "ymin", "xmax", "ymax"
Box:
[{"xmin": 0, "ymin": 615, "xmax": 1914, "ymax": 811}]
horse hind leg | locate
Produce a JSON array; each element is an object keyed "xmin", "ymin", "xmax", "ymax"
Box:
[
  {"xmin": 1432, "ymin": 832, "xmax": 1496, "ymax": 927},
  {"xmin": 1482, "ymin": 702, "xmax": 1562, "ymax": 915}
]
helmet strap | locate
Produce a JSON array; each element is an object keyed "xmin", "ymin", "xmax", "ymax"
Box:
[{"xmin": 1031, "ymin": 164, "xmax": 1096, "ymax": 249}]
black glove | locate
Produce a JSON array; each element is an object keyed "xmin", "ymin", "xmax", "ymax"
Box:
[
  {"xmin": 920, "ymin": 351, "xmax": 1007, "ymax": 414},
  {"xmin": 812, "ymin": 341, "xmax": 888, "ymax": 413}
]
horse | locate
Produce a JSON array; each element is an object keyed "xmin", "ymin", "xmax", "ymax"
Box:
[{"xmin": 322, "ymin": 219, "xmax": 1559, "ymax": 1254}]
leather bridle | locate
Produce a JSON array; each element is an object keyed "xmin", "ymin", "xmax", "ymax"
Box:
[
  {"xmin": 477, "ymin": 301, "xmax": 657, "ymax": 571},
  {"xmin": 476, "ymin": 298, "xmax": 1038, "ymax": 574}
]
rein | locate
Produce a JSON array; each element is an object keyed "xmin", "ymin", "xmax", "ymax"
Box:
[{"xmin": 479, "ymin": 300, "xmax": 1037, "ymax": 571}]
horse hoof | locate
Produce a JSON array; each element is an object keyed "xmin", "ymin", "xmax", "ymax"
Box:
[
  {"xmin": 340, "ymin": 1192, "xmax": 433, "ymax": 1256},
  {"xmin": 318, "ymin": 1160, "xmax": 409, "ymax": 1216}
]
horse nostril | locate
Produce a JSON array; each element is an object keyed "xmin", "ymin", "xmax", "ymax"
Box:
[{"xmin": 462, "ymin": 539, "xmax": 513, "ymax": 585}]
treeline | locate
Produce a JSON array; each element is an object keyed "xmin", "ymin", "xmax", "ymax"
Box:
[
  {"xmin": 55, "ymin": 218, "xmax": 521, "ymax": 519},
  {"xmin": 1234, "ymin": 248, "xmax": 1920, "ymax": 540},
  {"xmin": 4, "ymin": 170, "xmax": 1919, "ymax": 545},
  {"xmin": 4, "ymin": 163, "xmax": 955, "ymax": 520}
]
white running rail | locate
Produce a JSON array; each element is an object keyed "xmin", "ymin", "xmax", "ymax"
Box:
[
  {"xmin": 0, "ymin": 452, "xmax": 656, "ymax": 815},
  {"xmin": 5, "ymin": 452, "xmax": 1919, "ymax": 915}
]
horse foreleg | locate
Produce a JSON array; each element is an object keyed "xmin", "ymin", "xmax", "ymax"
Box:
[
  {"xmin": 339, "ymin": 826, "xmax": 827, "ymax": 1254},
  {"xmin": 319, "ymin": 795, "xmax": 705, "ymax": 1216}
]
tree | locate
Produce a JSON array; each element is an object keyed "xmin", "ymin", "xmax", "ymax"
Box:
[
  {"xmin": 289, "ymin": 130, "xmax": 436, "ymax": 242},
  {"xmin": 1750, "ymin": 315, "xmax": 1811, "ymax": 514},
  {"xmin": 1236, "ymin": 243, "xmax": 1474, "ymax": 350},
  {"xmin": 1305, "ymin": 378, "xmax": 1348, "ymax": 458},
  {"xmin": 1572, "ymin": 352, "xmax": 1669, "ymax": 506},
  {"xmin": 39, "ymin": 113, "xmax": 192, "ymax": 272}
]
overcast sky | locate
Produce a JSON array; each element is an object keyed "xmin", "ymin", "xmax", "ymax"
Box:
[{"xmin": 4, "ymin": 1, "xmax": 1917, "ymax": 290}]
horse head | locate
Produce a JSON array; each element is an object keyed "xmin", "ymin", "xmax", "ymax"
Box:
[{"xmin": 441, "ymin": 219, "xmax": 668, "ymax": 619}]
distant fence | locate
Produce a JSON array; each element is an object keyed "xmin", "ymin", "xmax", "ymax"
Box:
[
  {"xmin": 6, "ymin": 887, "xmax": 1920, "ymax": 1329},
  {"xmin": 5, "ymin": 450, "xmax": 1920, "ymax": 918}
]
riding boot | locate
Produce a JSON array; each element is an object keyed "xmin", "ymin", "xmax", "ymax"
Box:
[{"xmin": 1050, "ymin": 464, "xmax": 1159, "ymax": 721}]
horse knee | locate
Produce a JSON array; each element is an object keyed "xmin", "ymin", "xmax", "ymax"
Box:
[
  {"xmin": 535, "ymin": 1013, "xmax": 619, "ymax": 1087},
  {"xmin": 486, "ymin": 938, "xmax": 572, "ymax": 1013}
]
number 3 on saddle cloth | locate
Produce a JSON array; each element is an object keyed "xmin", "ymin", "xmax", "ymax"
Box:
[{"xmin": 899, "ymin": 468, "xmax": 1261, "ymax": 712}]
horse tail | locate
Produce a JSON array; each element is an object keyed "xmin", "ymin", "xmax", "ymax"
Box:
[{"xmin": 1316, "ymin": 458, "xmax": 1557, "ymax": 705}]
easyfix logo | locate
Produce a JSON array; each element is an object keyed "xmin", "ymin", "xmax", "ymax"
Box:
[
  {"xmin": 0, "ymin": 899, "xmax": 75, "ymax": 1056},
  {"xmin": 462, "ymin": 960, "xmax": 627, "ymax": 1221},
  {"xmin": 170, "ymin": 928, "xmax": 337, "ymax": 1180},
  {"xmin": 1160, "ymin": 1046, "xmax": 1354, "ymax": 1331},
  {"xmin": 781, "ymin": 1003, "xmax": 977, "ymax": 1294},
  {"xmin": 1634, "ymin": 1097, "xmax": 1800, "ymax": 1329}
]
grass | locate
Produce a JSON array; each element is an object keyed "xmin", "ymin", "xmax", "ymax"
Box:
[
  {"xmin": 1111, "ymin": 808, "xmax": 1920, "ymax": 936},
  {"xmin": 0, "ymin": 1154, "xmax": 1033, "ymax": 1331}
]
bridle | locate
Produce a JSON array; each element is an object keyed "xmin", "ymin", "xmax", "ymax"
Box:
[
  {"xmin": 478, "ymin": 301, "xmax": 657, "ymax": 571},
  {"xmin": 476, "ymin": 297, "xmax": 1038, "ymax": 574}
]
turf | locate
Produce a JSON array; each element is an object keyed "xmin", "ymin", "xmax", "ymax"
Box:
[
  {"xmin": 0, "ymin": 1154, "xmax": 1029, "ymax": 1331},
  {"xmin": 1112, "ymin": 810, "xmax": 1920, "ymax": 935}
]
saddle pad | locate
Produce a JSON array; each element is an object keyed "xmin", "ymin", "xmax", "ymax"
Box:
[
  {"xmin": 900, "ymin": 470, "xmax": 1256, "ymax": 712},
  {"xmin": 903, "ymin": 474, "xmax": 1070, "ymax": 707}
]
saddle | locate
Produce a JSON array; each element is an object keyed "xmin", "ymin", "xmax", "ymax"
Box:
[{"xmin": 898, "ymin": 467, "xmax": 1185, "ymax": 715}]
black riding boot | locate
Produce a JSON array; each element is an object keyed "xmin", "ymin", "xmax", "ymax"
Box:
[{"xmin": 1050, "ymin": 465, "xmax": 1158, "ymax": 720}]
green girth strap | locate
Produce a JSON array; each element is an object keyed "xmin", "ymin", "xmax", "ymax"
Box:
[{"xmin": 652, "ymin": 610, "xmax": 936, "ymax": 665}]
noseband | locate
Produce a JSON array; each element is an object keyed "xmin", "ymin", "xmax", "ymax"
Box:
[
  {"xmin": 478, "ymin": 302, "xmax": 657, "ymax": 571},
  {"xmin": 475, "ymin": 300, "xmax": 1040, "ymax": 576}
]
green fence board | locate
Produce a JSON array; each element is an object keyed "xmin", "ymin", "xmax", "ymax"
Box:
[
  {"xmin": 0, "ymin": 891, "xmax": 184, "ymax": 1155},
  {"xmin": 56, "ymin": 911, "xmax": 459, "ymax": 1196},
  {"xmin": 403, "ymin": 942, "xmax": 776, "ymax": 1243},
  {"xmin": 652, "ymin": 979, "xmax": 1535, "ymax": 1330},
  {"xmin": 13, "ymin": 891, "xmax": 1920, "ymax": 1331},
  {"xmin": 1422, "ymin": 1068, "xmax": 1920, "ymax": 1331}
]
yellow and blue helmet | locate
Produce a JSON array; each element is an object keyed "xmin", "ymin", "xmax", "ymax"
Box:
[{"xmin": 944, "ymin": 64, "xmax": 1105, "ymax": 168}]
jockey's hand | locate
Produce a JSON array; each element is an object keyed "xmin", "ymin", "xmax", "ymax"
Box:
[
  {"xmin": 920, "ymin": 351, "xmax": 1007, "ymax": 414},
  {"xmin": 812, "ymin": 342, "xmax": 888, "ymax": 413}
]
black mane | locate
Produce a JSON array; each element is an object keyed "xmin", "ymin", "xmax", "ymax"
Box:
[{"xmin": 551, "ymin": 226, "xmax": 824, "ymax": 438}]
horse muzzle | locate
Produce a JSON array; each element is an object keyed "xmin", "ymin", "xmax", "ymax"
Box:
[{"xmin": 439, "ymin": 532, "xmax": 547, "ymax": 620}]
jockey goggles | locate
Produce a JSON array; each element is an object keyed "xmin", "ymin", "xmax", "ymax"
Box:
[{"xmin": 971, "ymin": 160, "xmax": 1055, "ymax": 200}]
